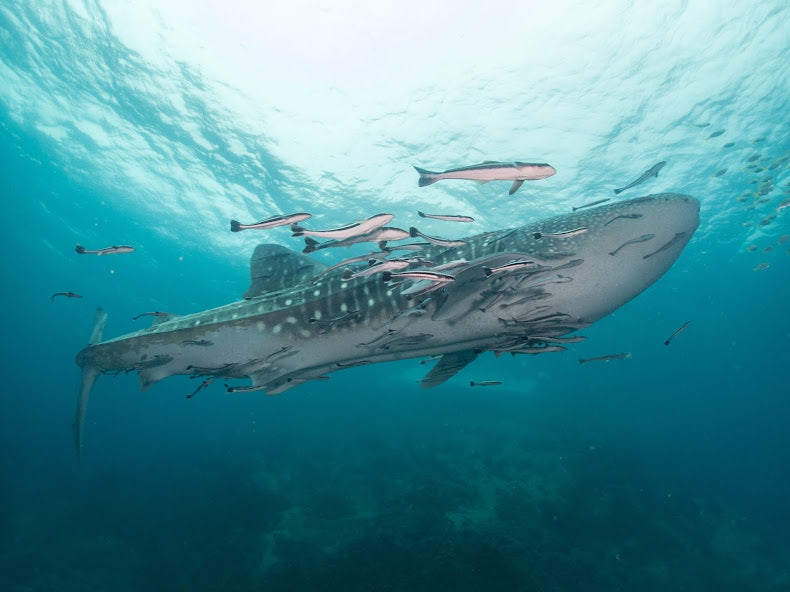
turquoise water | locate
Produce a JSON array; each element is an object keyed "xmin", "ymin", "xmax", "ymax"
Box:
[{"xmin": 2, "ymin": 1, "xmax": 790, "ymax": 590}]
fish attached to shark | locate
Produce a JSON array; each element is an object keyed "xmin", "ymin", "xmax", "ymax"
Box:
[{"xmin": 73, "ymin": 194, "xmax": 699, "ymax": 458}]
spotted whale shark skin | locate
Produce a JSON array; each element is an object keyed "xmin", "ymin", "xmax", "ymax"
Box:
[{"xmin": 74, "ymin": 193, "xmax": 699, "ymax": 458}]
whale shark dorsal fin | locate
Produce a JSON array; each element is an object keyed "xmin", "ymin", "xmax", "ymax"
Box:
[
  {"xmin": 420, "ymin": 349, "xmax": 478, "ymax": 389},
  {"xmin": 244, "ymin": 243, "xmax": 328, "ymax": 299}
]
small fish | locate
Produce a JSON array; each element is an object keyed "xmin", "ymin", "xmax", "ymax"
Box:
[
  {"xmin": 764, "ymin": 246, "xmax": 773, "ymax": 253},
  {"xmin": 309, "ymin": 311, "xmax": 359, "ymax": 325},
  {"xmin": 469, "ymin": 381, "xmax": 502, "ymax": 387},
  {"xmin": 693, "ymin": 123, "xmax": 710, "ymax": 128},
  {"xmin": 303, "ymin": 227, "xmax": 409, "ymax": 253},
  {"xmin": 291, "ymin": 213, "xmax": 393, "ymax": 240},
  {"xmin": 753, "ymin": 137, "xmax": 766, "ymax": 143},
  {"xmin": 643, "ymin": 232, "xmax": 686, "ymax": 259},
  {"xmin": 746, "ymin": 244, "xmax": 758, "ymax": 252},
  {"xmin": 415, "ymin": 161, "xmax": 556, "ymax": 195},
  {"xmin": 183, "ymin": 339, "xmax": 213, "ymax": 346},
  {"xmin": 578, "ymin": 352, "xmax": 631, "ymax": 365},
  {"xmin": 230, "ymin": 213, "xmax": 311, "ymax": 232},
  {"xmin": 409, "ymin": 227, "xmax": 466, "ymax": 248},
  {"xmin": 609, "ymin": 233, "xmax": 655, "ymax": 256},
  {"xmin": 483, "ymin": 260, "xmax": 536, "ymax": 276},
  {"xmin": 753, "ymin": 262, "xmax": 770, "ymax": 272},
  {"xmin": 341, "ymin": 259, "xmax": 410, "ymax": 280},
  {"xmin": 572, "ymin": 198, "xmax": 610, "ymax": 211},
  {"xmin": 613, "ymin": 161, "xmax": 666, "ymax": 195},
  {"xmin": 778, "ymin": 235, "xmax": 789, "ymax": 244},
  {"xmin": 533, "ymin": 227, "xmax": 588, "ymax": 240},
  {"xmin": 707, "ymin": 129, "xmax": 725, "ymax": 139},
  {"xmin": 663, "ymin": 320, "xmax": 690, "ymax": 346},
  {"xmin": 187, "ymin": 379, "xmax": 213, "ymax": 399},
  {"xmin": 75, "ymin": 244, "xmax": 135, "ymax": 255},
  {"xmin": 746, "ymin": 154, "xmax": 761, "ymax": 163},
  {"xmin": 722, "ymin": 142, "xmax": 735, "ymax": 149},
  {"xmin": 51, "ymin": 291, "xmax": 82, "ymax": 302},
  {"xmin": 713, "ymin": 168, "xmax": 727, "ymax": 177},
  {"xmin": 605, "ymin": 213, "xmax": 643, "ymax": 226},
  {"xmin": 759, "ymin": 216, "xmax": 774, "ymax": 226},
  {"xmin": 382, "ymin": 270, "xmax": 455, "ymax": 283},
  {"xmin": 417, "ymin": 211, "xmax": 475, "ymax": 223},
  {"xmin": 778, "ymin": 199, "xmax": 790, "ymax": 212},
  {"xmin": 132, "ymin": 311, "xmax": 171, "ymax": 321}
]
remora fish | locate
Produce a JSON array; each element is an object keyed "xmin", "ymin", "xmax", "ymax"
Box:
[
  {"xmin": 664, "ymin": 320, "xmax": 690, "ymax": 346},
  {"xmin": 573, "ymin": 198, "xmax": 610, "ymax": 212},
  {"xmin": 414, "ymin": 161, "xmax": 556, "ymax": 195},
  {"xmin": 72, "ymin": 194, "xmax": 699, "ymax": 458},
  {"xmin": 417, "ymin": 211, "xmax": 475, "ymax": 223},
  {"xmin": 579, "ymin": 352, "xmax": 631, "ymax": 364},
  {"xmin": 291, "ymin": 213, "xmax": 393, "ymax": 240},
  {"xmin": 613, "ymin": 161, "xmax": 666, "ymax": 195},
  {"xmin": 51, "ymin": 291, "xmax": 82, "ymax": 302},
  {"xmin": 75, "ymin": 244, "xmax": 135, "ymax": 255},
  {"xmin": 409, "ymin": 227, "xmax": 466, "ymax": 248},
  {"xmin": 230, "ymin": 213, "xmax": 311, "ymax": 232}
]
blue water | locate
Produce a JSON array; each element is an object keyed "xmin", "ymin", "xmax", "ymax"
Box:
[{"xmin": 2, "ymin": 1, "xmax": 790, "ymax": 590}]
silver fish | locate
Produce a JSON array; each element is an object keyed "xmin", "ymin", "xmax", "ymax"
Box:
[
  {"xmin": 578, "ymin": 352, "xmax": 631, "ymax": 364},
  {"xmin": 303, "ymin": 226, "xmax": 409, "ymax": 253},
  {"xmin": 415, "ymin": 161, "xmax": 556, "ymax": 195},
  {"xmin": 75, "ymin": 244, "xmax": 135, "ymax": 255},
  {"xmin": 613, "ymin": 161, "xmax": 666, "ymax": 195},
  {"xmin": 609, "ymin": 233, "xmax": 655, "ymax": 256},
  {"xmin": 409, "ymin": 227, "xmax": 466, "ymax": 248},
  {"xmin": 291, "ymin": 213, "xmax": 394, "ymax": 240},
  {"xmin": 417, "ymin": 211, "xmax": 475, "ymax": 223},
  {"xmin": 230, "ymin": 213, "xmax": 311, "ymax": 232},
  {"xmin": 533, "ymin": 227, "xmax": 588, "ymax": 240},
  {"xmin": 572, "ymin": 198, "xmax": 611, "ymax": 212},
  {"xmin": 51, "ymin": 291, "xmax": 82, "ymax": 302},
  {"xmin": 664, "ymin": 320, "xmax": 690, "ymax": 346},
  {"xmin": 382, "ymin": 270, "xmax": 455, "ymax": 283}
]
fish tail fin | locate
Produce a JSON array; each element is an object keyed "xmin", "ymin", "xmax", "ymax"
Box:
[
  {"xmin": 663, "ymin": 340, "xmax": 671, "ymax": 346},
  {"xmin": 291, "ymin": 224, "xmax": 305, "ymax": 237},
  {"xmin": 302, "ymin": 237, "xmax": 318, "ymax": 254},
  {"xmin": 414, "ymin": 166, "xmax": 438, "ymax": 187},
  {"xmin": 74, "ymin": 307, "xmax": 108, "ymax": 461},
  {"xmin": 613, "ymin": 188, "xmax": 623, "ymax": 195},
  {"xmin": 470, "ymin": 381, "xmax": 475, "ymax": 386},
  {"xmin": 409, "ymin": 227, "xmax": 419, "ymax": 238},
  {"xmin": 382, "ymin": 271, "xmax": 393, "ymax": 282},
  {"xmin": 75, "ymin": 244, "xmax": 86, "ymax": 254},
  {"xmin": 483, "ymin": 267, "xmax": 494, "ymax": 277},
  {"xmin": 230, "ymin": 219, "xmax": 242, "ymax": 232},
  {"xmin": 417, "ymin": 210, "xmax": 427, "ymax": 218},
  {"xmin": 341, "ymin": 269, "xmax": 353, "ymax": 280}
]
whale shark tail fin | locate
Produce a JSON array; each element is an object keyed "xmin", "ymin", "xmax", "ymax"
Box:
[{"xmin": 74, "ymin": 307, "xmax": 107, "ymax": 461}]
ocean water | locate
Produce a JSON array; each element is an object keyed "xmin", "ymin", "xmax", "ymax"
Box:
[{"xmin": 1, "ymin": 1, "xmax": 790, "ymax": 590}]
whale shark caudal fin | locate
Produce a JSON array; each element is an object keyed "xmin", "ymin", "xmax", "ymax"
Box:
[{"xmin": 73, "ymin": 307, "xmax": 107, "ymax": 462}]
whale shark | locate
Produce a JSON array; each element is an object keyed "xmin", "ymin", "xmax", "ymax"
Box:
[{"xmin": 74, "ymin": 193, "xmax": 699, "ymax": 458}]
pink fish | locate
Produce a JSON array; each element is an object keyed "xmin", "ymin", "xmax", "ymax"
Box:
[{"xmin": 414, "ymin": 161, "xmax": 556, "ymax": 195}]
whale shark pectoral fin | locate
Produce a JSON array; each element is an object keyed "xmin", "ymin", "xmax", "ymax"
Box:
[
  {"xmin": 509, "ymin": 180, "xmax": 525, "ymax": 195},
  {"xmin": 420, "ymin": 349, "xmax": 478, "ymax": 389}
]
